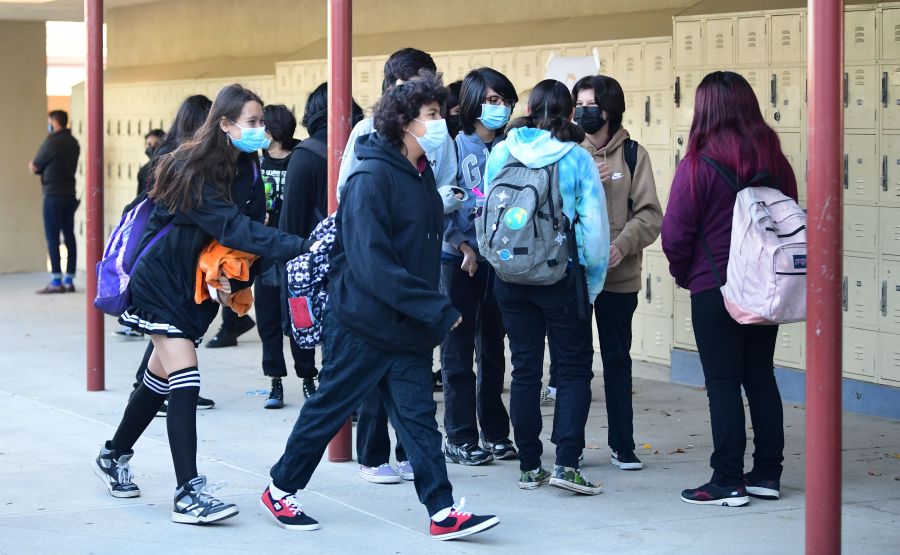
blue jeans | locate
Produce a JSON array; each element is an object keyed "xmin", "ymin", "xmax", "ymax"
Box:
[
  {"xmin": 270, "ymin": 310, "xmax": 454, "ymax": 516},
  {"xmin": 42, "ymin": 195, "xmax": 77, "ymax": 276}
]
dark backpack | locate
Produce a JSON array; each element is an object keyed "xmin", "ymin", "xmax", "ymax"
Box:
[{"xmin": 623, "ymin": 138, "xmax": 638, "ymax": 178}]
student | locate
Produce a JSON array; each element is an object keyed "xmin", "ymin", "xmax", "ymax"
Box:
[
  {"xmin": 572, "ymin": 75, "xmax": 662, "ymax": 472},
  {"xmin": 662, "ymin": 71, "xmax": 796, "ymax": 506},
  {"xmin": 260, "ymin": 74, "xmax": 499, "ymax": 540},
  {"xmin": 445, "ymin": 80, "xmax": 463, "ymax": 139},
  {"xmin": 93, "ymin": 84, "xmax": 306, "ymax": 524},
  {"xmin": 483, "ymin": 79, "xmax": 609, "ymax": 495},
  {"xmin": 440, "ymin": 68, "xmax": 517, "ymax": 466},
  {"xmin": 137, "ymin": 129, "xmax": 166, "ymax": 196}
]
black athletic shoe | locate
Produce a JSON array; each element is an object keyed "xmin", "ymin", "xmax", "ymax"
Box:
[
  {"xmin": 432, "ymin": 370, "xmax": 443, "ymax": 391},
  {"xmin": 265, "ymin": 378, "xmax": 284, "ymax": 409},
  {"xmin": 430, "ymin": 498, "xmax": 499, "ymax": 541},
  {"xmin": 93, "ymin": 441, "xmax": 140, "ymax": 498},
  {"xmin": 743, "ymin": 473, "xmax": 781, "ymax": 500},
  {"xmin": 260, "ymin": 485, "xmax": 319, "ymax": 530},
  {"xmin": 444, "ymin": 442, "xmax": 494, "ymax": 466},
  {"xmin": 197, "ymin": 396, "xmax": 215, "ymax": 410},
  {"xmin": 155, "ymin": 400, "xmax": 168, "ymax": 417},
  {"xmin": 234, "ymin": 316, "xmax": 256, "ymax": 337},
  {"xmin": 172, "ymin": 475, "xmax": 239, "ymax": 524},
  {"xmin": 680, "ymin": 482, "xmax": 750, "ymax": 506},
  {"xmin": 113, "ymin": 327, "xmax": 144, "ymax": 339},
  {"xmin": 205, "ymin": 331, "xmax": 237, "ymax": 348},
  {"xmin": 611, "ymin": 450, "xmax": 643, "ymax": 470},
  {"xmin": 302, "ymin": 378, "xmax": 317, "ymax": 400},
  {"xmin": 483, "ymin": 439, "xmax": 517, "ymax": 460}
]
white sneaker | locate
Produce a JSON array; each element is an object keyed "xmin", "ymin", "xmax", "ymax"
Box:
[
  {"xmin": 358, "ymin": 463, "xmax": 402, "ymax": 484},
  {"xmin": 396, "ymin": 460, "xmax": 414, "ymax": 481},
  {"xmin": 540, "ymin": 386, "xmax": 556, "ymax": 405}
]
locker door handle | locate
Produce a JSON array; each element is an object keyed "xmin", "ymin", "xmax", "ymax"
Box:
[
  {"xmin": 883, "ymin": 72, "xmax": 889, "ymax": 107},
  {"xmin": 842, "ymin": 277, "xmax": 848, "ymax": 311},
  {"xmin": 883, "ymin": 155, "xmax": 889, "ymax": 192},
  {"xmin": 645, "ymin": 96, "xmax": 651, "ymax": 125},
  {"xmin": 843, "ymin": 154, "xmax": 849, "ymax": 189},
  {"xmin": 646, "ymin": 275, "xmax": 652, "ymax": 304},
  {"xmin": 675, "ymin": 150, "xmax": 681, "ymax": 166},
  {"xmin": 843, "ymin": 73, "xmax": 849, "ymax": 108},
  {"xmin": 770, "ymin": 74, "xmax": 777, "ymax": 107},
  {"xmin": 882, "ymin": 280, "xmax": 888, "ymax": 317},
  {"xmin": 674, "ymin": 76, "xmax": 681, "ymax": 107}
]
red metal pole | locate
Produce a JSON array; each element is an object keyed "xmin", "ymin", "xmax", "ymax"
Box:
[
  {"xmin": 806, "ymin": 1, "xmax": 843, "ymax": 552},
  {"xmin": 326, "ymin": 0, "xmax": 353, "ymax": 462},
  {"xmin": 85, "ymin": 0, "xmax": 105, "ymax": 391}
]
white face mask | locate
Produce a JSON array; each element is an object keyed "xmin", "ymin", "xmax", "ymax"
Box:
[{"xmin": 408, "ymin": 118, "xmax": 448, "ymax": 155}]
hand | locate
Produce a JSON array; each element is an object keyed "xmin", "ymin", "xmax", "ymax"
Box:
[
  {"xmin": 451, "ymin": 316, "xmax": 463, "ymax": 330},
  {"xmin": 459, "ymin": 242, "xmax": 478, "ymax": 277},
  {"xmin": 28, "ymin": 161, "xmax": 37, "ymax": 174},
  {"xmin": 609, "ymin": 244, "xmax": 624, "ymax": 268},
  {"xmin": 217, "ymin": 272, "xmax": 232, "ymax": 295},
  {"xmin": 596, "ymin": 161, "xmax": 613, "ymax": 182}
]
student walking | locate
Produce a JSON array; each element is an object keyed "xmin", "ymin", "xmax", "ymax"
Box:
[
  {"xmin": 661, "ymin": 71, "xmax": 796, "ymax": 506},
  {"xmin": 440, "ymin": 67, "xmax": 518, "ymax": 466},
  {"xmin": 260, "ymin": 74, "xmax": 499, "ymax": 540},
  {"xmin": 93, "ymin": 84, "xmax": 305, "ymax": 524},
  {"xmin": 572, "ymin": 75, "xmax": 662, "ymax": 471},
  {"xmin": 482, "ymin": 79, "xmax": 609, "ymax": 495}
]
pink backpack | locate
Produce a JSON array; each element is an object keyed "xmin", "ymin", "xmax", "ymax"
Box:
[{"xmin": 700, "ymin": 156, "xmax": 807, "ymax": 325}]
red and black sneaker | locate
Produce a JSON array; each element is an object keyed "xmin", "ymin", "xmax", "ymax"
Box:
[
  {"xmin": 680, "ymin": 482, "xmax": 749, "ymax": 507},
  {"xmin": 260, "ymin": 486, "xmax": 320, "ymax": 530},
  {"xmin": 743, "ymin": 473, "xmax": 781, "ymax": 500},
  {"xmin": 429, "ymin": 498, "xmax": 499, "ymax": 541}
]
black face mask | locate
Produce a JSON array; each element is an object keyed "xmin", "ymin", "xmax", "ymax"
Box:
[
  {"xmin": 574, "ymin": 106, "xmax": 606, "ymax": 135},
  {"xmin": 145, "ymin": 145, "xmax": 155, "ymax": 159},
  {"xmin": 446, "ymin": 114, "xmax": 461, "ymax": 139}
]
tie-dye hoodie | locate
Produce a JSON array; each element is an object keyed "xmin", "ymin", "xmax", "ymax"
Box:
[{"xmin": 484, "ymin": 127, "xmax": 610, "ymax": 302}]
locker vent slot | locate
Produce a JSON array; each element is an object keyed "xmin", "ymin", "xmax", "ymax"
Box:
[
  {"xmin": 781, "ymin": 30, "xmax": 792, "ymax": 47},
  {"xmin": 654, "ymin": 56, "xmax": 664, "ymax": 72},
  {"xmin": 714, "ymin": 33, "xmax": 725, "ymax": 50},
  {"xmin": 747, "ymin": 31, "xmax": 758, "ymax": 49},
  {"xmin": 854, "ymin": 26, "xmax": 866, "ymax": 45},
  {"xmin": 895, "ymin": 24, "xmax": 900, "ymax": 44},
  {"xmin": 684, "ymin": 34, "xmax": 694, "ymax": 52}
]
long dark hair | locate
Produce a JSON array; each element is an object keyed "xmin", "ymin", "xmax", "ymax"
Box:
[
  {"xmin": 150, "ymin": 84, "xmax": 262, "ymax": 212},
  {"xmin": 160, "ymin": 95, "xmax": 212, "ymax": 150},
  {"xmin": 458, "ymin": 67, "xmax": 518, "ymax": 136},
  {"xmin": 686, "ymin": 71, "xmax": 789, "ymax": 190},
  {"xmin": 301, "ymin": 82, "xmax": 364, "ymax": 135},
  {"xmin": 507, "ymin": 79, "xmax": 584, "ymax": 144},
  {"xmin": 571, "ymin": 75, "xmax": 625, "ymax": 135}
]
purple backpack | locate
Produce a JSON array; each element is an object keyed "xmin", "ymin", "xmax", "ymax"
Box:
[{"xmin": 94, "ymin": 198, "xmax": 173, "ymax": 316}]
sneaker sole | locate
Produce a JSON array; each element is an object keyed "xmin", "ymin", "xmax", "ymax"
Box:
[
  {"xmin": 518, "ymin": 478, "xmax": 550, "ymax": 490},
  {"xmin": 680, "ymin": 495, "xmax": 750, "ymax": 507},
  {"xmin": 196, "ymin": 405, "xmax": 215, "ymax": 411},
  {"xmin": 358, "ymin": 471, "xmax": 402, "ymax": 484},
  {"xmin": 264, "ymin": 402, "xmax": 284, "ymax": 409},
  {"xmin": 398, "ymin": 472, "xmax": 415, "ymax": 481},
  {"xmin": 258, "ymin": 499, "xmax": 320, "ymax": 530},
  {"xmin": 91, "ymin": 461, "xmax": 141, "ymax": 498},
  {"xmin": 432, "ymin": 516, "xmax": 500, "ymax": 541},
  {"xmin": 493, "ymin": 450, "xmax": 518, "ymax": 461},
  {"xmin": 549, "ymin": 477, "xmax": 603, "ymax": 495},
  {"xmin": 746, "ymin": 486, "xmax": 780, "ymax": 500},
  {"xmin": 444, "ymin": 455, "xmax": 495, "ymax": 466},
  {"xmin": 611, "ymin": 457, "xmax": 643, "ymax": 471},
  {"xmin": 171, "ymin": 505, "xmax": 239, "ymax": 524}
]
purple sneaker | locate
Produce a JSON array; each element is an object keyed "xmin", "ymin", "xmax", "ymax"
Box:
[
  {"xmin": 395, "ymin": 460, "xmax": 414, "ymax": 481},
  {"xmin": 358, "ymin": 463, "xmax": 401, "ymax": 484}
]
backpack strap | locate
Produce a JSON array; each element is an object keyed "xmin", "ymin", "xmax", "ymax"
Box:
[
  {"xmin": 295, "ymin": 137, "xmax": 328, "ymax": 160},
  {"xmin": 623, "ymin": 138, "xmax": 638, "ymax": 178}
]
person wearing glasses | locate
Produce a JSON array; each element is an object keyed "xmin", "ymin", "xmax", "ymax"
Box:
[{"xmin": 440, "ymin": 68, "xmax": 518, "ymax": 466}]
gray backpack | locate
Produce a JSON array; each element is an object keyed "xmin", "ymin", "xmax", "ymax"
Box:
[{"xmin": 477, "ymin": 155, "xmax": 570, "ymax": 285}]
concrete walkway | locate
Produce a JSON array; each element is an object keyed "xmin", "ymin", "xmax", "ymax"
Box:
[{"xmin": 0, "ymin": 272, "xmax": 897, "ymax": 554}]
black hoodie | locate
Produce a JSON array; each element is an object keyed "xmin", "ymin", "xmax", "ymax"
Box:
[{"xmin": 328, "ymin": 132, "xmax": 459, "ymax": 353}]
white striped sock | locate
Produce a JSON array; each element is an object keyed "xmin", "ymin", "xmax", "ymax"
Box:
[
  {"xmin": 142, "ymin": 371, "xmax": 170, "ymax": 395},
  {"xmin": 168, "ymin": 369, "xmax": 201, "ymax": 390}
]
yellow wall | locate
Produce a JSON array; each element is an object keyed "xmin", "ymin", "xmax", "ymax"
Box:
[{"xmin": 0, "ymin": 21, "xmax": 49, "ymax": 273}]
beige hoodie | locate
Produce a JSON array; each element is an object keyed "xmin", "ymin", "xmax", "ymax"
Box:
[{"xmin": 581, "ymin": 128, "xmax": 663, "ymax": 293}]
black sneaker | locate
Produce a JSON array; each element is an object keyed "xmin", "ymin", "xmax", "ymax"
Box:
[
  {"xmin": 93, "ymin": 441, "xmax": 141, "ymax": 498},
  {"xmin": 483, "ymin": 439, "xmax": 517, "ymax": 460},
  {"xmin": 429, "ymin": 498, "xmax": 499, "ymax": 541},
  {"xmin": 205, "ymin": 331, "xmax": 237, "ymax": 348},
  {"xmin": 266, "ymin": 378, "xmax": 284, "ymax": 409},
  {"xmin": 444, "ymin": 442, "xmax": 494, "ymax": 466},
  {"xmin": 432, "ymin": 370, "xmax": 443, "ymax": 391},
  {"xmin": 172, "ymin": 475, "xmax": 239, "ymax": 524},
  {"xmin": 197, "ymin": 396, "xmax": 215, "ymax": 410},
  {"xmin": 611, "ymin": 450, "xmax": 643, "ymax": 470},
  {"xmin": 155, "ymin": 400, "xmax": 168, "ymax": 417},
  {"xmin": 743, "ymin": 473, "xmax": 781, "ymax": 500},
  {"xmin": 113, "ymin": 328, "xmax": 144, "ymax": 339},
  {"xmin": 234, "ymin": 316, "xmax": 256, "ymax": 337},
  {"xmin": 680, "ymin": 482, "xmax": 749, "ymax": 507},
  {"xmin": 302, "ymin": 378, "xmax": 317, "ymax": 399},
  {"xmin": 260, "ymin": 485, "xmax": 320, "ymax": 530}
]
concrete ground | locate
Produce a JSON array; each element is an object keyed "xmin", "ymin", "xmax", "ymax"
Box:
[{"xmin": 0, "ymin": 272, "xmax": 898, "ymax": 554}]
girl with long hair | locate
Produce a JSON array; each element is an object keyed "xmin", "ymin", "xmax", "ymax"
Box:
[{"xmin": 662, "ymin": 71, "xmax": 797, "ymax": 506}]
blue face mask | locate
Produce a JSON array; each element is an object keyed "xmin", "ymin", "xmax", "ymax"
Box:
[
  {"xmin": 479, "ymin": 104, "xmax": 511, "ymax": 130},
  {"xmin": 229, "ymin": 122, "xmax": 271, "ymax": 153},
  {"xmin": 409, "ymin": 118, "xmax": 448, "ymax": 156},
  {"xmin": 47, "ymin": 124, "xmax": 54, "ymax": 134}
]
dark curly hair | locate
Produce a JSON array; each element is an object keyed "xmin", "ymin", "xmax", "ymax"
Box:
[
  {"xmin": 508, "ymin": 79, "xmax": 585, "ymax": 144},
  {"xmin": 373, "ymin": 72, "xmax": 448, "ymax": 151}
]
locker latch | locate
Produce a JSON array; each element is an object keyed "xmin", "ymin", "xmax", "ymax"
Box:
[
  {"xmin": 883, "ymin": 72, "xmax": 889, "ymax": 108},
  {"xmin": 646, "ymin": 275, "xmax": 652, "ymax": 304},
  {"xmin": 843, "ymin": 154, "xmax": 849, "ymax": 189},
  {"xmin": 843, "ymin": 73, "xmax": 849, "ymax": 108},
  {"xmin": 882, "ymin": 281, "xmax": 888, "ymax": 317},
  {"xmin": 770, "ymin": 74, "xmax": 777, "ymax": 107},
  {"xmin": 674, "ymin": 76, "xmax": 681, "ymax": 107},
  {"xmin": 842, "ymin": 276, "xmax": 848, "ymax": 311},
  {"xmin": 645, "ymin": 96, "xmax": 651, "ymax": 126},
  {"xmin": 883, "ymin": 155, "xmax": 889, "ymax": 192}
]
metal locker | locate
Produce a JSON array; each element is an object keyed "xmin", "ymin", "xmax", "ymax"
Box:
[
  {"xmin": 770, "ymin": 13, "xmax": 804, "ymax": 64},
  {"xmin": 470, "ymin": 52, "xmax": 494, "ymax": 72},
  {"xmin": 644, "ymin": 91, "xmax": 672, "ymax": 147},
  {"xmin": 843, "ymin": 327, "xmax": 877, "ymax": 378},
  {"xmin": 883, "ymin": 134, "xmax": 900, "ymax": 202},
  {"xmin": 615, "ymin": 43, "xmax": 643, "ymax": 90},
  {"xmin": 674, "ymin": 131, "xmax": 688, "ymax": 168},
  {"xmin": 674, "ymin": 70, "xmax": 701, "ymax": 129},
  {"xmin": 642, "ymin": 315, "xmax": 673, "ymax": 363},
  {"xmin": 844, "ymin": 8, "xmax": 877, "ymax": 63},
  {"xmin": 881, "ymin": 8, "xmax": 900, "ymax": 60},
  {"xmin": 675, "ymin": 285, "xmax": 690, "ymax": 303},
  {"xmin": 843, "ymin": 205, "xmax": 878, "ymax": 255},
  {"xmin": 647, "ymin": 146, "xmax": 673, "ymax": 208},
  {"xmin": 844, "ymin": 66, "xmax": 878, "ymax": 130},
  {"xmin": 448, "ymin": 53, "xmax": 473, "ymax": 83},
  {"xmin": 514, "ymin": 49, "xmax": 539, "ymax": 92},
  {"xmin": 431, "ymin": 53, "xmax": 451, "ymax": 76},
  {"xmin": 774, "ymin": 322, "xmax": 805, "ymax": 369},
  {"xmin": 881, "ymin": 332, "xmax": 900, "ymax": 382},
  {"xmin": 563, "ymin": 45, "xmax": 591, "ymax": 58},
  {"xmin": 623, "ymin": 92, "xmax": 643, "ymax": 144},
  {"xmin": 640, "ymin": 252, "xmax": 674, "ymax": 317},
  {"xmin": 768, "ymin": 67, "xmax": 805, "ymax": 129},
  {"xmin": 843, "ymin": 256, "xmax": 878, "ymax": 328},
  {"xmin": 844, "ymin": 134, "xmax": 879, "ymax": 204},
  {"xmin": 736, "ymin": 16, "xmax": 767, "ymax": 66},
  {"xmin": 595, "ymin": 45, "xmax": 616, "ymax": 75},
  {"xmin": 673, "ymin": 299, "xmax": 697, "ymax": 350},
  {"xmin": 631, "ymin": 311, "xmax": 645, "ymax": 360},
  {"xmin": 883, "ymin": 65, "xmax": 900, "ymax": 131},
  {"xmin": 493, "ymin": 51, "xmax": 516, "ymax": 84},
  {"xmin": 705, "ymin": 18, "xmax": 735, "ymax": 68},
  {"xmin": 736, "ymin": 68, "xmax": 766, "ymax": 109},
  {"xmin": 536, "ymin": 47, "xmax": 558, "ymax": 80},
  {"xmin": 352, "ymin": 58, "xmax": 376, "ymax": 97},
  {"xmin": 778, "ymin": 132, "xmax": 805, "ymax": 200},
  {"xmin": 879, "ymin": 207, "xmax": 900, "ymax": 256},
  {"xmin": 879, "ymin": 259, "xmax": 900, "ymax": 333},
  {"xmin": 643, "ymin": 41, "xmax": 672, "ymax": 89},
  {"xmin": 674, "ymin": 20, "xmax": 704, "ymax": 68}
]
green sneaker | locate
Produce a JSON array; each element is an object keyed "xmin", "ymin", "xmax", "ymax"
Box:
[
  {"xmin": 518, "ymin": 467, "xmax": 550, "ymax": 490},
  {"xmin": 549, "ymin": 465, "xmax": 603, "ymax": 495}
]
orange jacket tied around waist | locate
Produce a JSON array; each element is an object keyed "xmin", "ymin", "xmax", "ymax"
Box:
[{"xmin": 194, "ymin": 240, "xmax": 259, "ymax": 316}]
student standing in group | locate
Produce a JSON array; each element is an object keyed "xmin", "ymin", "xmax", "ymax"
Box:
[
  {"xmin": 93, "ymin": 84, "xmax": 306, "ymax": 524},
  {"xmin": 445, "ymin": 80, "xmax": 463, "ymax": 140},
  {"xmin": 483, "ymin": 79, "xmax": 609, "ymax": 495},
  {"xmin": 662, "ymin": 71, "xmax": 796, "ymax": 506},
  {"xmin": 572, "ymin": 75, "xmax": 662, "ymax": 472},
  {"xmin": 440, "ymin": 68, "xmax": 517, "ymax": 466},
  {"xmin": 137, "ymin": 129, "xmax": 166, "ymax": 196},
  {"xmin": 260, "ymin": 74, "xmax": 499, "ymax": 540}
]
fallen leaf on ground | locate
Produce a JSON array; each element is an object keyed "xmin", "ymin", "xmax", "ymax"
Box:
[
  {"xmin": 868, "ymin": 471, "xmax": 882, "ymax": 477},
  {"xmin": 669, "ymin": 448, "xmax": 686, "ymax": 454},
  {"xmin": 642, "ymin": 444, "xmax": 653, "ymax": 449}
]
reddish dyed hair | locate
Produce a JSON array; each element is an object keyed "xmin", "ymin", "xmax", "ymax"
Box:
[{"xmin": 685, "ymin": 71, "xmax": 790, "ymax": 192}]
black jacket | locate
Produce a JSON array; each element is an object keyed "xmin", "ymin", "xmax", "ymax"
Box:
[
  {"xmin": 327, "ymin": 132, "xmax": 459, "ymax": 353},
  {"xmin": 33, "ymin": 129, "xmax": 80, "ymax": 197},
  {"xmin": 280, "ymin": 127, "xmax": 328, "ymax": 240},
  {"xmin": 128, "ymin": 154, "xmax": 301, "ymax": 339}
]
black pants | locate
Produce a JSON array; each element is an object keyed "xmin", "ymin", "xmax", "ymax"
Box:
[
  {"xmin": 42, "ymin": 195, "xmax": 77, "ymax": 276},
  {"xmin": 494, "ymin": 276, "xmax": 594, "ymax": 471},
  {"xmin": 439, "ymin": 261, "xmax": 509, "ymax": 445},
  {"xmin": 691, "ymin": 288, "xmax": 784, "ymax": 486},
  {"xmin": 270, "ymin": 311, "xmax": 453, "ymax": 517},
  {"xmin": 594, "ymin": 291, "xmax": 639, "ymax": 453},
  {"xmin": 254, "ymin": 282, "xmax": 318, "ymax": 379},
  {"xmin": 356, "ymin": 388, "xmax": 407, "ymax": 467}
]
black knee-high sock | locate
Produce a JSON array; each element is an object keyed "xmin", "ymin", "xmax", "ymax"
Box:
[
  {"xmin": 111, "ymin": 371, "xmax": 169, "ymax": 453},
  {"xmin": 166, "ymin": 367, "xmax": 201, "ymax": 487}
]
